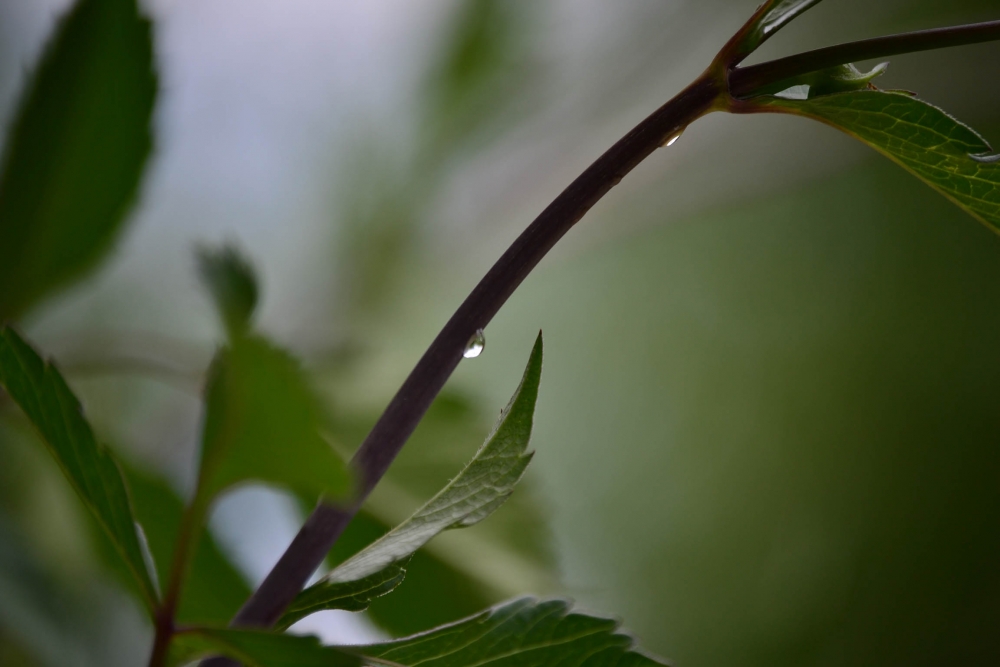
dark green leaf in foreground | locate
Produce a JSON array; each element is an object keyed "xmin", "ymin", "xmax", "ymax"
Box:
[
  {"xmin": 362, "ymin": 597, "xmax": 667, "ymax": 667},
  {"xmin": 124, "ymin": 465, "xmax": 250, "ymax": 625},
  {"xmin": 756, "ymin": 90, "xmax": 1000, "ymax": 233},
  {"xmin": 169, "ymin": 628, "xmax": 360, "ymax": 667},
  {"xmin": 196, "ymin": 335, "xmax": 351, "ymax": 505},
  {"xmin": 197, "ymin": 245, "xmax": 260, "ymax": 339},
  {"xmin": 276, "ymin": 560, "xmax": 406, "ymax": 630},
  {"xmin": 0, "ymin": 327, "xmax": 158, "ymax": 612},
  {"xmin": 728, "ymin": 0, "xmax": 824, "ymax": 63},
  {"xmin": 282, "ymin": 334, "xmax": 542, "ymax": 628},
  {"xmin": 0, "ymin": 0, "xmax": 157, "ymax": 319}
]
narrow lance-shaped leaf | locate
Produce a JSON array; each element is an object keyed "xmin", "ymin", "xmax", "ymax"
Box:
[
  {"xmin": 0, "ymin": 0, "xmax": 157, "ymax": 319},
  {"xmin": 752, "ymin": 89, "xmax": 1000, "ymax": 233},
  {"xmin": 169, "ymin": 628, "xmax": 360, "ymax": 667},
  {"xmin": 278, "ymin": 333, "xmax": 543, "ymax": 629},
  {"xmin": 0, "ymin": 327, "xmax": 158, "ymax": 612},
  {"xmin": 361, "ymin": 597, "xmax": 668, "ymax": 667},
  {"xmin": 725, "ymin": 0, "xmax": 825, "ymax": 64}
]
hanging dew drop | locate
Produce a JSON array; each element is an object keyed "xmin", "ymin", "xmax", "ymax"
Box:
[
  {"xmin": 463, "ymin": 329, "xmax": 485, "ymax": 358},
  {"xmin": 661, "ymin": 128, "xmax": 684, "ymax": 148}
]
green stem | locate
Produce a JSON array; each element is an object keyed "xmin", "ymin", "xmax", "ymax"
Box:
[
  {"xmin": 731, "ymin": 19, "xmax": 1000, "ymax": 97},
  {"xmin": 148, "ymin": 496, "xmax": 207, "ymax": 667}
]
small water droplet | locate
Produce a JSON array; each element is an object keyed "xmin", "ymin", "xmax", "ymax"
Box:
[
  {"xmin": 661, "ymin": 128, "xmax": 684, "ymax": 148},
  {"xmin": 463, "ymin": 329, "xmax": 485, "ymax": 358}
]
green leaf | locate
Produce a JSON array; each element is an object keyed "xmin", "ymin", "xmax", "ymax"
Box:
[
  {"xmin": 753, "ymin": 62, "xmax": 888, "ymax": 99},
  {"xmin": 754, "ymin": 90, "xmax": 1000, "ymax": 233},
  {"xmin": 285, "ymin": 333, "xmax": 543, "ymax": 627},
  {"xmin": 169, "ymin": 628, "xmax": 360, "ymax": 667},
  {"xmin": 197, "ymin": 245, "xmax": 260, "ymax": 339},
  {"xmin": 124, "ymin": 465, "xmax": 250, "ymax": 625},
  {"xmin": 0, "ymin": 0, "xmax": 157, "ymax": 319},
  {"xmin": 362, "ymin": 597, "xmax": 668, "ymax": 667},
  {"xmin": 0, "ymin": 326, "xmax": 158, "ymax": 613},
  {"xmin": 727, "ymin": 0, "xmax": 824, "ymax": 64},
  {"xmin": 276, "ymin": 560, "xmax": 407, "ymax": 630},
  {"xmin": 197, "ymin": 335, "xmax": 351, "ymax": 505}
]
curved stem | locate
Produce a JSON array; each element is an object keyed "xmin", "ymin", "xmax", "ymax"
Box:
[
  {"xmin": 203, "ymin": 16, "xmax": 1000, "ymax": 662},
  {"xmin": 213, "ymin": 75, "xmax": 723, "ymax": 638},
  {"xmin": 731, "ymin": 19, "xmax": 1000, "ymax": 97}
]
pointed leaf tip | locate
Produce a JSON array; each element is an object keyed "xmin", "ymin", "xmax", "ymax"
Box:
[
  {"xmin": 283, "ymin": 333, "xmax": 544, "ymax": 626},
  {"xmin": 197, "ymin": 244, "xmax": 260, "ymax": 339}
]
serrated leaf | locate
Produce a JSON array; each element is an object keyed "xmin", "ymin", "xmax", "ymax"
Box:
[
  {"xmin": 197, "ymin": 335, "xmax": 351, "ymax": 506},
  {"xmin": 727, "ymin": 0, "xmax": 825, "ymax": 64},
  {"xmin": 124, "ymin": 465, "xmax": 250, "ymax": 625},
  {"xmin": 197, "ymin": 245, "xmax": 260, "ymax": 339},
  {"xmin": 0, "ymin": 0, "xmax": 157, "ymax": 319},
  {"xmin": 284, "ymin": 333, "xmax": 542, "ymax": 627},
  {"xmin": 361, "ymin": 597, "xmax": 668, "ymax": 667},
  {"xmin": 0, "ymin": 326, "xmax": 157, "ymax": 613},
  {"xmin": 754, "ymin": 90, "xmax": 1000, "ymax": 233},
  {"xmin": 276, "ymin": 560, "xmax": 407, "ymax": 630},
  {"xmin": 755, "ymin": 62, "xmax": 888, "ymax": 99},
  {"xmin": 169, "ymin": 628, "xmax": 360, "ymax": 667}
]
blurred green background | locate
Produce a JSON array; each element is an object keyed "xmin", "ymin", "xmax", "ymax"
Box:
[{"xmin": 1, "ymin": 0, "xmax": 999, "ymax": 665}]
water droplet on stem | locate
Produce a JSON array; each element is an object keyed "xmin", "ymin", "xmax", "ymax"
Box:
[
  {"xmin": 661, "ymin": 128, "xmax": 684, "ymax": 148},
  {"xmin": 463, "ymin": 329, "xmax": 485, "ymax": 358}
]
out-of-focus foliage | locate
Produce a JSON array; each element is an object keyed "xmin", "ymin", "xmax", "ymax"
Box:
[
  {"xmin": 0, "ymin": 0, "xmax": 155, "ymax": 320},
  {"xmin": 197, "ymin": 246, "xmax": 260, "ymax": 340},
  {"xmin": 169, "ymin": 628, "xmax": 359, "ymax": 667}
]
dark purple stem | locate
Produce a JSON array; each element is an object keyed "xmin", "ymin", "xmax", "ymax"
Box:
[{"xmin": 201, "ymin": 17, "xmax": 1000, "ymax": 666}]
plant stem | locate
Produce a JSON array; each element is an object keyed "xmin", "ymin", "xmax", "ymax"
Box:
[
  {"xmin": 149, "ymin": 497, "xmax": 205, "ymax": 667},
  {"xmin": 203, "ymin": 16, "xmax": 1000, "ymax": 660},
  {"xmin": 211, "ymin": 74, "xmax": 722, "ymax": 639},
  {"xmin": 730, "ymin": 19, "xmax": 1000, "ymax": 97}
]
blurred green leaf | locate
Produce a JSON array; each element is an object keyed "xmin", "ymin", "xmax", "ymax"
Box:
[
  {"xmin": 0, "ymin": 326, "xmax": 157, "ymax": 613},
  {"xmin": 0, "ymin": 0, "xmax": 157, "ymax": 319},
  {"xmin": 197, "ymin": 245, "xmax": 260, "ymax": 339},
  {"xmin": 284, "ymin": 333, "xmax": 542, "ymax": 629},
  {"xmin": 363, "ymin": 597, "xmax": 668, "ymax": 667},
  {"xmin": 756, "ymin": 90, "xmax": 1000, "ymax": 232},
  {"xmin": 0, "ymin": 515, "xmax": 86, "ymax": 666},
  {"xmin": 123, "ymin": 465, "xmax": 249, "ymax": 625},
  {"xmin": 169, "ymin": 628, "xmax": 359, "ymax": 667},
  {"xmin": 729, "ymin": 0, "xmax": 825, "ymax": 62},
  {"xmin": 276, "ymin": 560, "xmax": 406, "ymax": 630},
  {"xmin": 197, "ymin": 335, "xmax": 351, "ymax": 505}
]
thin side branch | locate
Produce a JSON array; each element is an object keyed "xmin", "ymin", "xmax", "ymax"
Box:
[{"xmin": 731, "ymin": 19, "xmax": 1000, "ymax": 97}]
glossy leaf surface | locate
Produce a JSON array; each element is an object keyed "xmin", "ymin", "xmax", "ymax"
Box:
[
  {"xmin": 0, "ymin": 0, "xmax": 156, "ymax": 319},
  {"xmin": 362, "ymin": 597, "xmax": 667, "ymax": 667},
  {"xmin": 197, "ymin": 335, "xmax": 351, "ymax": 505},
  {"xmin": 756, "ymin": 90, "xmax": 1000, "ymax": 232},
  {"xmin": 0, "ymin": 327, "xmax": 157, "ymax": 612}
]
